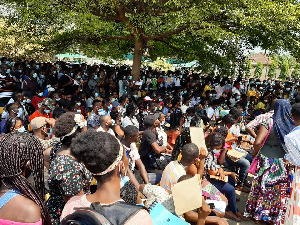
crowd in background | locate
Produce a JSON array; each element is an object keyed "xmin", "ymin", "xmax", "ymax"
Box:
[{"xmin": 1, "ymin": 56, "xmax": 300, "ymax": 225}]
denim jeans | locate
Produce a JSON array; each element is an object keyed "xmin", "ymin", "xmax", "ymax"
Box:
[
  {"xmin": 224, "ymin": 152, "xmax": 253, "ymax": 185},
  {"xmin": 207, "ymin": 176, "xmax": 238, "ymax": 214}
]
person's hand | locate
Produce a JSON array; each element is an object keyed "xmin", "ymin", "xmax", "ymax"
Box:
[
  {"xmin": 198, "ymin": 200, "xmax": 211, "ymax": 220},
  {"xmin": 218, "ymin": 168, "xmax": 225, "ymax": 181},
  {"xmin": 230, "ymin": 172, "xmax": 239, "ymax": 182},
  {"xmin": 45, "ymin": 118, "xmax": 56, "ymax": 127}
]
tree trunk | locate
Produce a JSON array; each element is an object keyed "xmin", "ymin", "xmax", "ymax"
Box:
[{"xmin": 132, "ymin": 38, "xmax": 144, "ymax": 80}]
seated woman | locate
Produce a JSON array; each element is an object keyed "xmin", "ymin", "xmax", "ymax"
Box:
[
  {"xmin": 204, "ymin": 131, "xmax": 247, "ymax": 222},
  {"xmin": 0, "ymin": 133, "xmax": 51, "ymax": 225},
  {"xmin": 110, "ymin": 109, "xmax": 124, "ymax": 140},
  {"xmin": 46, "ymin": 112, "xmax": 92, "ymax": 225},
  {"xmin": 61, "ymin": 130, "xmax": 152, "ymax": 224}
]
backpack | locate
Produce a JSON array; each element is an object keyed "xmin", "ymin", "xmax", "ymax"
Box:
[{"xmin": 61, "ymin": 201, "xmax": 145, "ymax": 225}]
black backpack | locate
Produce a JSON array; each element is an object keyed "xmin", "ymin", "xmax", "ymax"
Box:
[{"xmin": 61, "ymin": 201, "xmax": 145, "ymax": 225}]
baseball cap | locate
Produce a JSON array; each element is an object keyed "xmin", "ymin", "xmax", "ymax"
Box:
[
  {"xmin": 42, "ymin": 98, "xmax": 55, "ymax": 110},
  {"xmin": 30, "ymin": 117, "xmax": 47, "ymax": 130},
  {"xmin": 144, "ymin": 114, "xmax": 159, "ymax": 127}
]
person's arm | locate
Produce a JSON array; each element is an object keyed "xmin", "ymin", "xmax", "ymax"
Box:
[
  {"xmin": 114, "ymin": 124, "xmax": 124, "ymax": 138},
  {"xmin": 253, "ymin": 124, "xmax": 268, "ymax": 157},
  {"xmin": 245, "ymin": 126, "xmax": 257, "ymax": 138},
  {"xmin": 127, "ymin": 169, "xmax": 140, "ymax": 189},
  {"xmin": 43, "ymin": 147, "xmax": 52, "ymax": 170},
  {"xmin": 135, "ymin": 159, "xmax": 149, "ymax": 184},
  {"xmin": 217, "ymin": 148, "xmax": 228, "ymax": 165},
  {"xmin": 151, "ymin": 142, "xmax": 167, "ymax": 154}
]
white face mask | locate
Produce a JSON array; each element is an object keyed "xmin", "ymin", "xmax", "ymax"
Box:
[{"xmin": 16, "ymin": 126, "xmax": 25, "ymax": 133}]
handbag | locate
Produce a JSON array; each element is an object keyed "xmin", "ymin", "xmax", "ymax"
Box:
[{"xmin": 248, "ymin": 120, "xmax": 273, "ymax": 175}]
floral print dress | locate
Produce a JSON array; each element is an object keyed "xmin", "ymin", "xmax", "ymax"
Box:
[{"xmin": 47, "ymin": 144, "xmax": 92, "ymax": 225}]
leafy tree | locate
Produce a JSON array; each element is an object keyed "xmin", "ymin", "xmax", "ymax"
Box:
[
  {"xmin": 268, "ymin": 60, "xmax": 278, "ymax": 78},
  {"xmin": 150, "ymin": 58, "xmax": 174, "ymax": 72},
  {"xmin": 279, "ymin": 61, "xmax": 290, "ymax": 80},
  {"xmin": 245, "ymin": 60, "xmax": 252, "ymax": 77},
  {"xmin": 1, "ymin": 0, "xmax": 300, "ymax": 79},
  {"xmin": 254, "ymin": 61, "xmax": 263, "ymax": 78},
  {"xmin": 291, "ymin": 62, "xmax": 300, "ymax": 79}
]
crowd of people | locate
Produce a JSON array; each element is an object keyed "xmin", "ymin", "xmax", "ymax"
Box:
[{"xmin": 0, "ymin": 56, "xmax": 300, "ymax": 225}]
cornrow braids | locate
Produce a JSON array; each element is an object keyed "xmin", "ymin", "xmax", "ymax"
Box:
[{"xmin": 0, "ymin": 133, "xmax": 51, "ymax": 225}]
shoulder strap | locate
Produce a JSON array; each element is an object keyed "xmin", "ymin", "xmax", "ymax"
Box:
[{"xmin": 0, "ymin": 190, "xmax": 19, "ymax": 209}]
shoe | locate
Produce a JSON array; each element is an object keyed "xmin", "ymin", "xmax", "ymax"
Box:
[
  {"xmin": 235, "ymin": 185, "xmax": 250, "ymax": 193},
  {"xmin": 244, "ymin": 180, "xmax": 252, "ymax": 188}
]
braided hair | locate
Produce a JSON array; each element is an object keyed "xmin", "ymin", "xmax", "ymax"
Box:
[
  {"xmin": 5, "ymin": 117, "xmax": 22, "ymax": 133},
  {"xmin": 0, "ymin": 133, "xmax": 51, "ymax": 224}
]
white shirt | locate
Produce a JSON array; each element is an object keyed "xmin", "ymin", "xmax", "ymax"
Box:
[
  {"xmin": 123, "ymin": 143, "xmax": 141, "ymax": 171},
  {"xmin": 174, "ymin": 78, "xmax": 181, "ymax": 87},
  {"xmin": 215, "ymin": 85, "xmax": 224, "ymax": 99},
  {"xmin": 206, "ymin": 107, "xmax": 219, "ymax": 120},
  {"xmin": 96, "ymin": 126, "xmax": 115, "ymax": 136},
  {"xmin": 121, "ymin": 116, "xmax": 139, "ymax": 129},
  {"xmin": 181, "ymin": 104, "xmax": 189, "ymax": 114},
  {"xmin": 284, "ymin": 126, "xmax": 300, "ymax": 167},
  {"xmin": 232, "ymin": 87, "xmax": 241, "ymax": 95}
]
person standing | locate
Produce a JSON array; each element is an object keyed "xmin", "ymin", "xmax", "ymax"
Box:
[
  {"xmin": 244, "ymin": 99, "xmax": 295, "ymax": 225},
  {"xmin": 284, "ymin": 103, "xmax": 300, "ymax": 225}
]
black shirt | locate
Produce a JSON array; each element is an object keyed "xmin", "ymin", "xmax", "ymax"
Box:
[{"xmin": 139, "ymin": 128, "xmax": 157, "ymax": 169}]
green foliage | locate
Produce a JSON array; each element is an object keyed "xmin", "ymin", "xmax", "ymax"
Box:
[
  {"xmin": 279, "ymin": 61, "xmax": 290, "ymax": 80},
  {"xmin": 291, "ymin": 62, "xmax": 300, "ymax": 79},
  {"xmin": 254, "ymin": 61, "xmax": 263, "ymax": 78},
  {"xmin": 268, "ymin": 60, "xmax": 278, "ymax": 78},
  {"xmin": 149, "ymin": 58, "xmax": 174, "ymax": 72},
  {"xmin": 0, "ymin": 0, "xmax": 300, "ymax": 75},
  {"xmin": 245, "ymin": 60, "xmax": 252, "ymax": 77}
]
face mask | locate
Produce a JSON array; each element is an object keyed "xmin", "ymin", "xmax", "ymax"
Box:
[
  {"xmin": 38, "ymin": 92, "xmax": 43, "ymax": 97},
  {"xmin": 77, "ymin": 76, "xmax": 81, "ymax": 79},
  {"xmin": 17, "ymin": 126, "xmax": 25, "ymax": 133},
  {"xmin": 98, "ymin": 109, "xmax": 106, "ymax": 116},
  {"xmin": 133, "ymin": 95, "xmax": 138, "ymax": 98},
  {"xmin": 123, "ymin": 76, "xmax": 126, "ymax": 80},
  {"xmin": 44, "ymin": 109, "xmax": 50, "ymax": 114},
  {"xmin": 256, "ymin": 82, "xmax": 260, "ymax": 85},
  {"xmin": 251, "ymin": 87, "xmax": 255, "ymax": 91},
  {"xmin": 56, "ymin": 98, "xmax": 61, "ymax": 101},
  {"xmin": 36, "ymin": 65, "xmax": 39, "ymax": 70},
  {"xmin": 259, "ymin": 87, "xmax": 263, "ymax": 90},
  {"xmin": 21, "ymin": 100, "xmax": 26, "ymax": 105},
  {"xmin": 95, "ymin": 93, "xmax": 99, "ymax": 98},
  {"xmin": 159, "ymin": 98, "xmax": 163, "ymax": 101},
  {"xmin": 94, "ymin": 75, "xmax": 98, "ymax": 79},
  {"xmin": 76, "ymin": 110, "xmax": 82, "ymax": 114},
  {"xmin": 120, "ymin": 175, "xmax": 130, "ymax": 188},
  {"xmin": 188, "ymin": 116, "xmax": 193, "ymax": 121},
  {"xmin": 70, "ymin": 73, "xmax": 74, "ymax": 77},
  {"xmin": 180, "ymin": 91, "xmax": 183, "ymax": 96},
  {"xmin": 154, "ymin": 107, "xmax": 157, "ymax": 112},
  {"xmin": 286, "ymin": 88, "xmax": 291, "ymax": 91},
  {"xmin": 209, "ymin": 94, "xmax": 213, "ymax": 97},
  {"xmin": 135, "ymin": 109, "xmax": 139, "ymax": 116},
  {"xmin": 269, "ymin": 89, "xmax": 273, "ymax": 92},
  {"xmin": 18, "ymin": 70, "xmax": 22, "ymax": 73},
  {"xmin": 197, "ymin": 97, "xmax": 200, "ymax": 101},
  {"xmin": 76, "ymin": 102, "xmax": 81, "ymax": 106},
  {"xmin": 236, "ymin": 96, "xmax": 241, "ymax": 100},
  {"xmin": 215, "ymin": 83, "xmax": 219, "ymax": 86},
  {"xmin": 47, "ymin": 127, "xmax": 52, "ymax": 137},
  {"xmin": 40, "ymin": 75, "xmax": 45, "ymax": 79},
  {"xmin": 26, "ymin": 99, "xmax": 31, "ymax": 104},
  {"xmin": 124, "ymin": 103, "xmax": 128, "ymax": 107},
  {"xmin": 33, "ymin": 73, "xmax": 37, "ymax": 78},
  {"xmin": 99, "ymin": 76, "xmax": 103, "ymax": 79},
  {"xmin": 17, "ymin": 108, "xmax": 23, "ymax": 117},
  {"xmin": 84, "ymin": 121, "xmax": 88, "ymax": 127},
  {"xmin": 108, "ymin": 105, "xmax": 112, "ymax": 111},
  {"xmin": 129, "ymin": 76, "xmax": 133, "ymax": 80},
  {"xmin": 53, "ymin": 71, "xmax": 57, "ymax": 74},
  {"xmin": 6, "ymin": 69, "xmax": 10, "ymax": 74},
  {"xmin": 111, "ymin": 119, "xmax": 115, "ymax": 125}
]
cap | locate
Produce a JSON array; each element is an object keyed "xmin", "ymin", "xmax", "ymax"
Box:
[
  {"xmin": 42, "ymin": 98, "xmax": 55, "ymax": 110},
  {"xmin": 144, "ymin": 114, "xmax": 159, "ymax": 127},
  {"xmin": 30, "ymin": 117, "xmax": 47, "ymax": 130}
]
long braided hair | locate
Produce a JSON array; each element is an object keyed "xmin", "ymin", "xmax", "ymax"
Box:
[{"xmin": 0, "ymin": 133, "xmax": 51, "ymax": 224}]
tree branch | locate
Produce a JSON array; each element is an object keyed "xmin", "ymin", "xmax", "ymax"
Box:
[
  {"xmin": 147, "ymin": 25, "xmax": 190, "ymax": 40},
  {"xmin": 156, "ymin": 39, "xmax": 198, "ymax": 57}
]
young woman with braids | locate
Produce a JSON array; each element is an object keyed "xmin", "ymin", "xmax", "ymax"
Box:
[
  {"xmin": 0, "ymin": 133, "xmax": 51, "ymax": 225},
  {"xmin": 45, "ymin": 112, "xmax": 92, "ymax": 225}
]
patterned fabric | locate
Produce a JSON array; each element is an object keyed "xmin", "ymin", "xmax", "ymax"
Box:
[
  {"xmin": 47, "ymin": 148, "xmax": 92, "ymax": 225},
  {"xmin": 87, "ymin": 111, "xmax": 100, "ymax": 129},
  {"xmin": 204, "ymin": 151, "xmax": 220, "ymax": 177},
  {"xmin": 284, "ymin": 167, "xmax": 300, "ymax": 225},
  {"xmin": 160, "ymin": 161, "xmax": 186, "ymax": 194},
  {"xmin": 273, "ymin": 99, "xmax": 295, "ymax": 152},
  {"xmin": 244, "ymin": 154, "xmax": 293, "ymax": 225},
  {"xmin": 284, "ymin": 126, "xmax": 300, "ymax": 167},
  {"xmin": 246, "ymin": 110, "xmax": 274, "ymax": 131},
  {"xmin": 201, "ymin": 178, "xmax": 223, "ymax": 201}
]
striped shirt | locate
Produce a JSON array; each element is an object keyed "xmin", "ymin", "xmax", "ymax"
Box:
[
  {"xmin": 246, "ymin": 110, "xmax": 274, "ymax": 131},
  {"xmin": 284, "ymin": 126, "xmax": 300, "ymax": 167},
  {"xmin": 160, "ymin": 161, "xmax": 186, "ymax": 194}
]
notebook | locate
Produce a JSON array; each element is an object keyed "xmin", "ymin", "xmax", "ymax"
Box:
[
  {"xmin": 171, "ymin": 175, "xmax": 202, "ymax": 216},
  {"xmin": 149, "ymin": 201, "xmax": 189, "ymax": 225}
]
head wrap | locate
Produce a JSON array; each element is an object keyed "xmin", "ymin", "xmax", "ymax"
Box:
[
  {"xmin": 92, "ymin": 139, "xmax": 124, "ymax": 176},
  {"xmin": 273, "ymin": 99, "xmax": 295, "ymax": 151}
]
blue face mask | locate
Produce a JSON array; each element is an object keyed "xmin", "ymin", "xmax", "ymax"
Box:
[
  {"xmin": 215, "ymin": 83, "xmax": 219, "ymax": 86},
  {"xmin": 77, "ymin": 76, "xmax": 81, "ymax": 79},
  {"xmin": 38, "ymin": 92, "xmax": 43, "ymax": 97},
  {"xmin": 56, "ymin": 98, "xmax": 61, "ymax": 101},
  {"xmin": 17, "ymin": 108, "xmax": 23, "ymax": 117},
  {"xmin": 40, "ymin": 75, "xmax": 45, "ymax": 79},
  {"xmin": 53, "ymin": 71, "xmax": 57, "ymax": 74},
  {"xmin": 286, "ymin": 88, "xmax": 291, "ymax": 91},
  {"xmin": 33, "ymin": 73, "xmax": 37, "ymax": 78},
  {"xmin": 251, "ymin": 87, "xmax": 255, "ymax": 91},
  {"xmin": 269, "ymin": 89, "xmax": 273, "ymax": 92},
  {"xmin": 236, "ymin": 96, "xmax": 241, "ymax": 100},
  {"xmin": 129, "ymin": 76, "xmax": 133, "ymax": 80},
  {"xmin": 17, "ymin": 126, "xmax": 25, "ymax": 133},
  {"xmin": 123, "ymin": 76, "xmax": 126, "ymax": 80},
  {"xmin": 76, "ymin": 102, "xmax": 81, "ymax": 106},
  {"xmin": 94, "ymin": 75, "xmax": 98, "ymax": 80},
  {"xmin": 159, "ymin": 98, "xmax": 163, "ymax": 101},
  {"xmin": 108, "ymin": 105, "xmax": 112, "ymax": 111},
  {"xmin": 44, "ymin": 109, "xmax": 50, "ymax": 114},
  {"xmin": 26, "ymin": 99, "xmax": 31, "ymax": 104},
  {"xmin": 6, "ymin": 61, "xmax": 10, "ymax": 64},
  {"xmin": 21, "ymin": 100, "xmax": 26, "ymax": 105},
  {"xmin": 135, "ymin": 109, "xmax": 139, "ymax": 116},
  {"xmin": 98, "ymin": 109, "xmax": 106, "ymax": 116},
  {"xmin": 133, "ymin": 95, "xmax": 138, "ymax": 98},
  {"xmin": 76, "ymin": 110, "xmax": 82, "ymax": 114},
  {"xmin": 6, "ymin": 69, "xmax": 10, "ymax": 74},
  {"xmin": 95, "ymin": 93, "xmax": 99, "ymax": 98},
  {"xmin": 99, "ymin": 76, "xmax": 103, "ymax": 79},
  {"xmin": 188, "ymin": 116, "xmax": 193, "ymax": 121},
  {"xmin": 18, "ymin": 70, "xmax": 22, "ymax": 73},
  {"xmin": 36, "ymin": 65, "xmax": 39, "ymax": 70},
  {"xmin": 47, "ymin": 127, "xmax": 52, "ymax": 137}
]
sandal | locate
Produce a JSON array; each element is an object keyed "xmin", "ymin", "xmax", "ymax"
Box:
[
  {"xmin": 244, "ymin": 180, "xmax": 252, "ymax": 188},
  {"xmin": 235, "ymin": 185, "xmax": 250, "ymax": 193},
  {"xmin": 236, "ymin": 211, "xmax": 251, "ymax": 221}
]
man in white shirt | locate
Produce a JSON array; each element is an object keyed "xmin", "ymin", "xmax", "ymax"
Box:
[
  {"xmin": 96, "ymin": 115, "xmax": 115, "ymax": 136},
  {"xmin": 206, "ymin": 100, "xmax": 219, "ymax": 121}
]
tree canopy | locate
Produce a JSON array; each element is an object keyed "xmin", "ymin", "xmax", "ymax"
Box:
[{"xmin": 1, "ymin": 0, "xmax": 300, "ymax": 78}]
